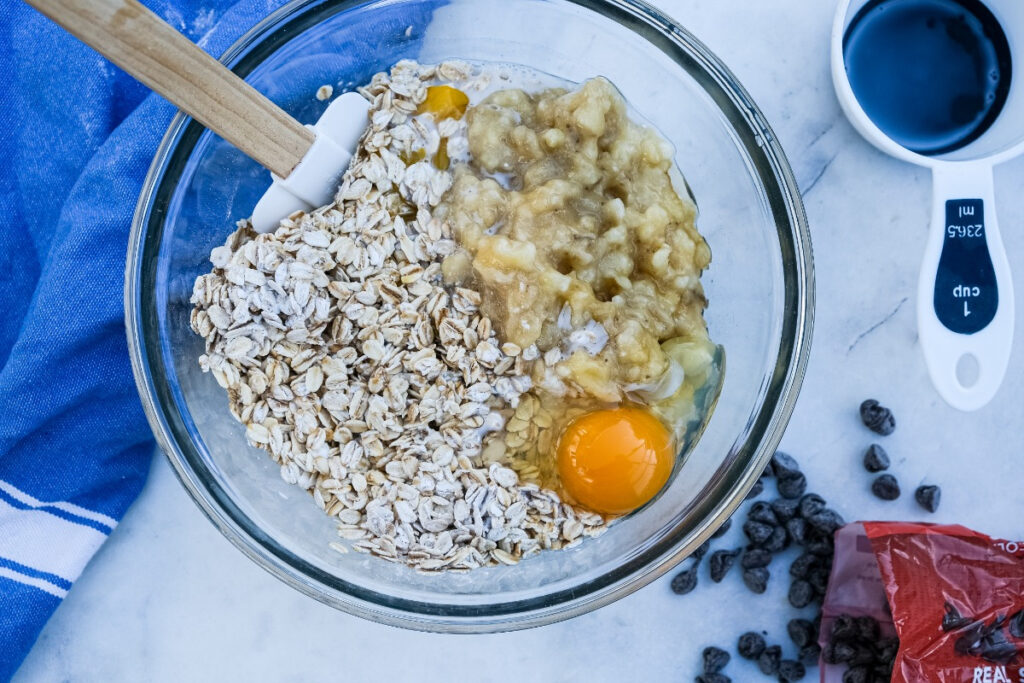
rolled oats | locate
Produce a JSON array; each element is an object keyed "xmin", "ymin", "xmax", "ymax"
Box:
[{"xmin": 191, "ymin": 61, "xmax": 609, "ymax": 571}]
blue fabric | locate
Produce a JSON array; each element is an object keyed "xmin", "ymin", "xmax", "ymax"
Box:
[{"xmin": 0, "ymin": 1, "xmax": 293, "ymax": 678}]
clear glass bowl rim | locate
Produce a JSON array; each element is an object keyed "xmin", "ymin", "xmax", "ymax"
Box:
[{"xmin": 125, "ymin": 0, "xmax": 815, "ymax": 632}]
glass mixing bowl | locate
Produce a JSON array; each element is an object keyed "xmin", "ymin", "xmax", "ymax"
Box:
[{"xmin": 126, "ymin": 0, "xmax": 813, "ymax": 631}]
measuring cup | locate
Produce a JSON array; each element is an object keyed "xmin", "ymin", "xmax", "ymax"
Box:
[{"xmin": 831, "ymin": 0, "xmax": 1024, "ymax": 410}]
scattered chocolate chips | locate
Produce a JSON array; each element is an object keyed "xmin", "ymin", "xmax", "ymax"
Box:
[
  {"xmin": 771, "ymin": 452, "xmax": 802, "ymax": 480},
  {"xmin": 777, "ymin": 659, "xmax": 806, "ymax": 681},
  {"xmin": 947, "ymin": 611, "xmax": 1021, "ymax": 664},
  {"xmin": 787, "ymin": 619, "xmax": 817, "ymax": 649},
  {"xmin": 789, "ymin": 553, "xmax": 816, "ymax": 579},
  {"xmin": 702, "ymin": 646, "xmax": 731, "ymax": 674},
  {"xmin": 743, "ymin": 520, "xmax": 775, "ymax": 546},
  {"xmin": 777, "ymin": 472, "xmax": 808, "ymax": 499},
  {"xmin": 709, "ymin": 549, "xmax": 741, "ymax": 583},
  {"xmin": 839, "ymin": 666, "xmax": 867, "ymax": 683},
  {"xmin": 711, "ymin": 517, "xmax": 733, "ymax": 539},
  {"xmin": 859, "ymin": 399, "xmax": 895, "ymax": 435},
  {"xmin": 941, "ymin": 602, "xmax": 971, "ymax": 632},
  {"xmin": 671, "ymin": 565, "xmax": 699, "ymax": 595},
  {"xmin": 804, "ymin": 532, "xmax": 834, "ymax": 556},
  {"xmin": 797, "ymin": 493, "xmax": 825, "ymax": 519},
  {"xmin": 862, "ymin": 444, "xmax": 890, "ymax": 473},
  {"xmin": 1010, "ymin": 610, "xmax": 1024, "ymax": 639},
  {"xmin": 825, "ymin": 614, "xmax": 898, "ymax": 682},
  {"xmin": 695, "ymin": 674, "xmax": 731, "ymax": 683},
  {"xmin": 806, "ymin": 509, "xmax": 845, "ymax": 535},
  {"xmin": 807, "ymin": 566, "xmax": 831, "ymax": 595},
  {"xmin": 914, "ymin": 484, "xmax": 941, "ymax": 513},
  {"xmin": 854, "ymin": 616, "xmax": 879, "ymax": 641},
  {"xmin": 743, "ymin": 567, "xmax": 770, "ymax": 594},
  {"xmin": 761, "ymin": 526, "xmax": 790, "ymax": 554},
  {"xmin": 757, "ymin": 645, "xmax": 782, "ymax": 675},
  {"xmin": 788, "ymin": 579, "xmax": 815, "ymax": 608},
  {"xmin": 749, "ymin": 501, "xmax": 779, "ymax": 526},
  {"xmin": 738, "ymin": 632, "xmax": 767, "ymax": 660},
  {"xmin": 771, "ymin": 498, "xmax": 799, "ymax": 523},
  {"xmin": 798, "ymin": 643, "xmax": 821, "ymax": 663},
  {"xmin": 871, "ymin": 474, "xmax": 901, "ymax": 501},
  {"xmin": 785, "ymin": 518, "xmax": 808, "ymax": 546},
  {"xmin": 741, "ymin": 547, "xmax": 773, "ymax": 570}
]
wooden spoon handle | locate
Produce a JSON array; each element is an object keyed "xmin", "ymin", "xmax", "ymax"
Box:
[{"xmin": 25, "ymin": 0, "xmax": 314, "ymax": 177}]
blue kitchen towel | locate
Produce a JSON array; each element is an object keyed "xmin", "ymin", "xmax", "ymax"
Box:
[{"xmin": 0, "ymin": 1, "xmax": 295, "ymax": 677}]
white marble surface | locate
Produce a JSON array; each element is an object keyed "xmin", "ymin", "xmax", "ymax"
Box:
[{"xmin": 15, "ymin": 0, "xmax": 1024, "ymax": 680}]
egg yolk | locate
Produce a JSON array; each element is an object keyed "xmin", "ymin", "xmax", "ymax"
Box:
[
  {"xmin": 417, "ymin": 85, "xmax": 470, "ymax": 120},
  {"xmin": 556, "ymin": 407, "xmax": 674, "ymax": 515}
]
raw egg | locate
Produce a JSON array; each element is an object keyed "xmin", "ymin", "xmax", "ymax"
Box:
[{"xmin": 556, "ymin": 407, "xmax": 674, "ymax": 515}]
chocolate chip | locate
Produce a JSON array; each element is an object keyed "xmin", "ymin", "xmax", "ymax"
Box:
[
  {"xmin": 788, "ymin": 579, "xmax": 814, "ymax": 608},
  {"xmin": 804, "ymin": 529, "xmax": 835, "ymax": 556},
  {"xmin": 871, "ymin": 474, "xmax": 901, "ymax": 501},
  {"xmin": 860, "ymin": 399, "xmax": 895, "ymax": 435},
  {"xmin": 876, "ymin": 637, "xmax": 899, "ymax": 663},
  {"xmin": 695, "ymin": 675, "xmax": 730, "ymax": 683},
  {"xmin": 914, "ymin": 485, "xmax": 941, "ymax": 513},
  {"xmin": 799, "ymin": 643, "xmax": 821, "ymax": 663},
  {"xmin": 748, "ymin": 501, "xmax": 779, "ymax": 526},
  {"xmin": 955, "ymin": 622, "xmax": 986, "ymax": 656},
  {"xmin": 1009, "ymin": 610, "xmax": 1024, "ymax": 639},
  {"xmin": 831, "ymin": 615, "xmax": 858, "ymax": 641},
  {"xmin": 743, "ymin": 567, "xmax": 770, "ymax": 594},
  {"xmin": 808, "ymin": 567, "xmax": 831, "ymax": 594},
  {"xmin": 757, "ymin": 645, "xmax": 782, "ymax": 675},
  {"xmin": 743, "ymin": 520, "xmax": 774, "ymax": 545},
  {"xmin": 745, "ymin": 477, "xmax": 765, "ymax": 500},
  {"xmin": 980, "ymin": 628, "xmax": 1017, "ymax": 664},
  {"xmin": 831, "ymin": 641, "xmax": 857, "ymax": 664},
  {"xmin": 778, "ymin": 659, "xmax": 806, "ymax": 681},
  {"xmin": 701, "ymin": 646, "xmax": 730, "ymax": 674},
  {"xmin": 849, "ymin": 643, "xmax": 878, "ymax": 666},
  {"xmin": 709, "ymin": 549, "xmax": 741, "ymax": 583},
  {"xmin": 789, "ymin": 553, "xmax": 816, "ymax": 579},
  {"xmin": 841, "ymin": 666, "xmax": 868, "ymax": 683},
  {"xmin": 693, "ymin": 539, "xmax": 711, "ymax": 561},
  {"xmin": 741, "ymin": 547, "xmax": 772, "ymax": 569},
  {"xmin": 777, "ymin": 472, "xmax": 807, "ymax": 499},
  {"xmin": 670, "ymin": 565, "xmax": 699, "ymax": 595},
  {"xmin": 807, "ymin": 509, "xmax": 845, "ymax": 535},
  {"xmin": 862, "ymin": 444, "xmax": 890, "ymax": 472},
  {"xmin": 770, "ymin": 497, "xmax": 799, "ymax": 523},
  {"xmin": 788, "ymin": 618, "xmax": 817, "ymax": 648},
  {"xmin": 797, "ymin": 493, "xmax": 826, "ymax": 519},
  {"xmin": 771, "ymin": 452, "xmax": 802, "ymax": 480},
  {"xmin": 762, "ymin": 525, "xmax": 790, "ymax": 553},
  {"xmin": 855, "ymin": 616, "xmax": 880, "ymax": 641},
  {"xmin": 711, "ymin": 517, "xmax": 733, "ymax": 539},
  {"xmin": 786, "ymin": 518, "xmax": 808, "ymax": 546},
  {"xmin": 738, "ymin": 632, "xmax": 766, "ymax": 660},
  {"xmin": 942, "ymin": 602, "xmax": 971, "ymax": 632}
]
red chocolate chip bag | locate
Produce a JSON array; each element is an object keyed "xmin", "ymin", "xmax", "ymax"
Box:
[{"xmin": 821, "ymin": 522, "xmax": 1024, "ymax": 683}]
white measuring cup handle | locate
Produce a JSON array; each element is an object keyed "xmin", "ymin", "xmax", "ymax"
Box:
[{"xmin": 918, "ymin": 163, "xmax": 1014, "ymax": 411}]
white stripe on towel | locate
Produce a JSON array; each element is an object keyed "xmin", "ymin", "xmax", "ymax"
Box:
[
  {"xmin": 0, "ymin": 565, "xmax": 68, "ymax": 598},
  {"xmin": 0, "ymin": 497, "xmax": 108, "ymax": 583},
  {"xmin": 0, "ymin": 480, "xmax": 118, "ymax": 529}
]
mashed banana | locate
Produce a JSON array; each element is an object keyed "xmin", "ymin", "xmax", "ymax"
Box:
[{"xmin": 439, "ymin": 77, "xmax": 712, "ymax": 404}]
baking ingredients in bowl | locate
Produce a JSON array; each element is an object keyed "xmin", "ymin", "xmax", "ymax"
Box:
[{"xmin": 189, "ymin": 60, "xmax": 717, "ymax": 571}]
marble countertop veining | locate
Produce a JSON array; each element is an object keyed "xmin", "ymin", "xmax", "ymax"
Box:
[{"xmin": 14, "ymin": 0, "xmax": 1024, "ymax": 680}]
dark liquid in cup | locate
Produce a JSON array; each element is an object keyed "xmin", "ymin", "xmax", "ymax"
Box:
[{"xmin": 843, "ymin": 0, "xmax": 1012, "ymax": 155}]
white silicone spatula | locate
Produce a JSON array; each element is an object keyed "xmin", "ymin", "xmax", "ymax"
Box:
[{"xmin": 25, "ymin": 0, "xmax": 369, "ymax": 233}]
